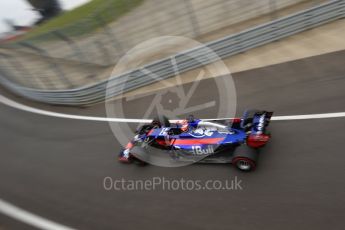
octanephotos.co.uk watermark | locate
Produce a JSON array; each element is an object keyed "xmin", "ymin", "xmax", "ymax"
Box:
[{"xmin": 103, "ymin": 176, "xmax": 244, "ymax": 191}]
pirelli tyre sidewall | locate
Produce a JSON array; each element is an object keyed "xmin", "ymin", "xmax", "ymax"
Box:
[{"xmin": 232, "ymin": 146, "xmax": 259, "ymax": 172}]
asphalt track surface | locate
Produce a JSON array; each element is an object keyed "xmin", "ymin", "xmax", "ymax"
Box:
[{"xmin": 1, "ymin": 50, "xmax": 345, "ymax": 230}]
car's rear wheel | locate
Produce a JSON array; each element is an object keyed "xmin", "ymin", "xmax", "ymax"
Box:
[
  {"xmin": 232, "ymin": 146, "xmax": 258, "ymax": 172},
  {"xmin": 232, "ymin": 157, "xmax": 256, "ymax": 171}
]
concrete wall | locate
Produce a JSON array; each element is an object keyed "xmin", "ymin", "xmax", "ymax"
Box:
[
  {"xmin": 27, "ymin": 0, "xmax": 312, "ymax": 66},
  {"xmin": 1, "ymin": 0, "xmax": 318, "ymax": 90},
  {"xmin": 109, "ymin": 0, "xmax": 308, "ymax": 50}
]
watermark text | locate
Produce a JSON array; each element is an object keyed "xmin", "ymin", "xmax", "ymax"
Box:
[{"xmin": 103, "ymin": 176, "xmax": 243, "ymax": 191}]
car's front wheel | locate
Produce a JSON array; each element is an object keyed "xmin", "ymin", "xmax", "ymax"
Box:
[{"xmin": 152, "ymin": 115, "xmax": 170, "ymax": 127}]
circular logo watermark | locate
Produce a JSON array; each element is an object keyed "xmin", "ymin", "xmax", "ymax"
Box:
[{"xmin": 105, "ymin": 36, "xmax": 236, "ymax": 167}]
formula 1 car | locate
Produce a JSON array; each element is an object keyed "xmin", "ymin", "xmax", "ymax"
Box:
[{"xmin": 118, "ymin": 110, "xmax": 273, "ymax": 171}]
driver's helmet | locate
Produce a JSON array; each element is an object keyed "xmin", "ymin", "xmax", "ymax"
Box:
[
  {"xmin": 177, "ymin": 115, "xmax": 196, "ymax": 132},
  {"xmin": 178, "ymin": 119, "xmax": 189, "ymax": 132}
]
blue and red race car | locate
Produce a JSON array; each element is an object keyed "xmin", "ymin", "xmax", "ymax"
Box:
[{"xmin": 118, "ymin": 110, "xmax": 273, "ymax": 171}]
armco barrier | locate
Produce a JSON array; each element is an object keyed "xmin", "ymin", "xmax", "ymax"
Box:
[{"xmin": 0, "ymin": 0, "xmax": 344, "ymax": 105}]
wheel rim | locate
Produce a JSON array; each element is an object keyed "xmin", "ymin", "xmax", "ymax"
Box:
[{"xmin": 237, "ymin": 159, "xmax": 252, "ymax": 171}]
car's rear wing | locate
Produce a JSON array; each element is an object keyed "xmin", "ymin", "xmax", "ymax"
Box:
[
  {"xmin": 240, "ymin": 110, "xmax": 273, "ymax": 132},
  {"xmin": 241, "ymin": 110, "xmax": 273, "ymax": 148},
  {"xmin": 250, "ymin": 111, "xmax": 272, "ymax": 135}
]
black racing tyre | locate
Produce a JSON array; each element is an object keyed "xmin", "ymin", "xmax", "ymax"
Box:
[
  {"xmin": 152, "ymin": 115, "xmax": 171, "ymax": 127},
  {"xmin": 133, "ymin": 158, "xmax": 148, "ymax": 166},
  {"xmin": 232, "ymin": 146, "xmax": 258, "ymax": 172},
  {"xmin": 232, "ymin": 157, "xmax": 256, "ymax": 172},
  {"xmin": 130, "ymin": 146, "xmax": 150, "ymax": 166}
]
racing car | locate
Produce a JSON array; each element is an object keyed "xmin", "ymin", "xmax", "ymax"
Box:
[{"xmin": 118, "ymin": 110, "xmax": 273, "ymax": 171}]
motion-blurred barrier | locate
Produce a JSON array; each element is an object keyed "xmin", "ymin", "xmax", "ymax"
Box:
[
  {"xmin": 1, "ymin": 0, "xmax": 312, "ymax": 91},
  {"xmin": 0, "ymin": 0, "xmax": 344, "ymax": 105},
  {"xmin": 2, "ymin": 0, "xmax": 306, "ymax": 68}
]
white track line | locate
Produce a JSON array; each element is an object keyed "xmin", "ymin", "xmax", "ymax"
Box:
[
  {"xmin": 0, "ymin": 199, "xmax": 75, "ymax": 230},
  {"xmin": 1, "ymin": 94, "xmax": 345, "ymax": 122},
  {"xmin": 203, "ymin": 112, "xmax": 345, "ymax": 121},
  {"xmin": 271, "ymin": 112, "xmax": 345, "ymax": 120},
  {"xmin": 0, "ymin": 95, "xmax": 152, "ymax": 123}
]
